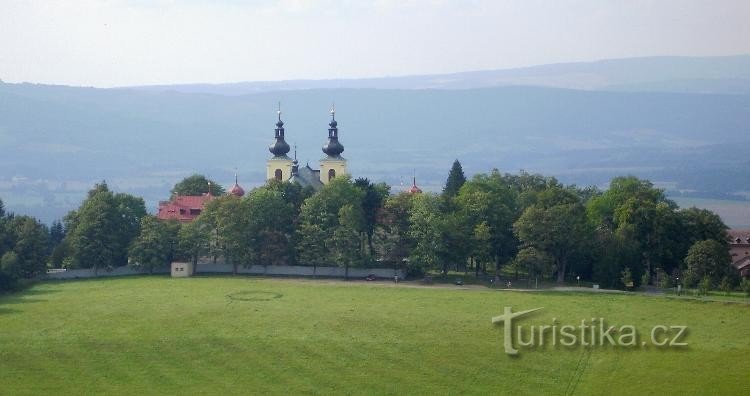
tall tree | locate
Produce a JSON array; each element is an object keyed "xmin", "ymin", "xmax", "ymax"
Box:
[
  {"xmin": 683, "ymin": 239, "xmax": 734, "ymax": 287},
  {"xmin": 297, "ymin": 176, "xmax": 365, "ymax": 266},
  {"xmin": 514, "ymin": 200, "xmax": 590, "ymax": 283},
  {"xmin": 408, "ymin": 193, "xmax": 443, "ymax": 275},
  {"xmin": 443, "ymin": 159, "xmax": 466, "ymax": 198},
  {"xmin": 128, "ymin": 216, "xmax": 179, "ymax": 274},
  {"xmin": 64, "ymin": 183, "xmax": 146, "ymax": 272},
  {"xmin": 328, "ymin": 204, "xmax": 364, "ymax": 278},
  {"xmin": 199, "ymin": 196, "xmax": 251, "ymax": 274},
  {"xmin": 354, "ymin": 178, "xmax": 390, "ymax": 256},
  {"xmin": 456, "ymin": 170, "xmax": 518, "ymax": 273},
  {"xmin": 171, "ymin": 174, "xmax": 225, "ymax": 196},
  {"xmin": 373, "ymin": 192, "xmax": 414, "ymax": 269},
  {"xmin": 587, "ymin": 176, "xmax": 679, "ymax": 281},
  {"xmin": 177, "ymin": 219, "xmax": 209, "ymax": 268},
  {"xmin": 245, "ymin": 187, "xmax": 296, "ymax": 267},
  {"xmin": 2, "ymin": 216, "xmax": 49, "ymax": 279}
]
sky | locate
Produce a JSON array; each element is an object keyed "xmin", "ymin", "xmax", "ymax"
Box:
[{"xmin": 1, "ymin": 0, "xmax": 749, "ymax": 87}]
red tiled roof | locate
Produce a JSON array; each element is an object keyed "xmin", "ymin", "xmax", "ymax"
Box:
[
  {"xmin": 229, "ymin": 183, "xmax": 245, "ymax": 197},
  {"xmin": 157, "ymin": 194, "xmax": 213, "ymax": 223}
]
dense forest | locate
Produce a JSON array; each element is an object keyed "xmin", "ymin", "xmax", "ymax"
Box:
[{"xmin": 0, "ymin": 161, "xmax": 744, "ymax": 294}]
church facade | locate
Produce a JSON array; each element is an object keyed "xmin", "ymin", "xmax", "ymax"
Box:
[{"xmin": 267, "ymin": 107, "xmax": 347, "ymax": 190}]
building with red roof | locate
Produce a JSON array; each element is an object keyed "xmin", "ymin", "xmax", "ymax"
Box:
[
  {"xmin": 157, "ymin": 193, "xmax": 213, "ymax": 223},
  {"xmin": 729, "ymin": 229, "xmax": 750, "ymax": 277}
]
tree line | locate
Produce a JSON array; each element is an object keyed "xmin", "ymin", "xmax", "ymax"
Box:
[{"xmin": 1, "ymin": 161, "xmax": 747, "ymax": 294}]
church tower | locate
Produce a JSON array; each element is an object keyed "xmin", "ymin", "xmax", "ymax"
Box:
[
  {"xmin": 319, "ymin": 105, "xmax": 347, "ymax": 184},
  {"xmin": 266, "ymin": 105, "xmax": 293, "ymax": 181}
]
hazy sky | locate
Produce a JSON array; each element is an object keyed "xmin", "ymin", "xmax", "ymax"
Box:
[{"xmin": 2, "ymin": 0, "xmax": 749, "ymax": 87}]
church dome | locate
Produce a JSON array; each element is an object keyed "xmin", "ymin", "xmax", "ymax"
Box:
[
  {"xmin": 407, "ymin": 176, "xmax": 422, "ymax": 194},
  {"xmin": 228, "ymin": 174, "xmax": 245, "ymax": 197},
  {"xmin": 269, "ymin": 110, "xmax": 291, "ymax": 157},
  {"xmin": 322, "ymin": 139, "xmax": 344, "ymax": 157},
  {"xmin": 269, "ymin": 139, "xmax": 290, "ymax": 156},
  {"xmin": 322, "ymin": 107, "xmax": 344, "ymax": 157},
  {"xmin": 229, "ymin": 183, "xmax": 245, "ymax": 197}
]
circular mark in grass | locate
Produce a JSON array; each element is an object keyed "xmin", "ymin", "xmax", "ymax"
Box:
[{"xmin": 227, "ymin": 291, "xmax": 283, "ymax": 302}]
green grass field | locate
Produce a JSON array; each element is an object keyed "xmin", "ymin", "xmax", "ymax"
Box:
[{"xmin": 1, "ymin": 276, "xmax": 748, "ymax": 395}]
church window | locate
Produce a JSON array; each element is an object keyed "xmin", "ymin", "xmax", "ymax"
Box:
[
  {"xmin": 328, "ymin": 169, "xmax": 336, "ymax": 181},
  {"xmin": 275, "ymin": 169, "xmax": 283, "ymax": 181}
]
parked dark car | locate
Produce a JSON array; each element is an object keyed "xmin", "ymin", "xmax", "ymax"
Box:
[{"xmin": 365, "ymin": 274, "xmax": 377, "ymax": 281}]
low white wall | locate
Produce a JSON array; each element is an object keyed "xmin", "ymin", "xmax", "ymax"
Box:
[
  {"xmin": 46, "ymin": 264, "xmax": 403, "ymax": 280},
  {"xmin": 45, "ymin": 266, "xmax": 169, "ymax": 280}
]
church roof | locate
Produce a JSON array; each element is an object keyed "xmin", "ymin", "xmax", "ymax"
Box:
[
  {"xmin": 407, "ymin": 176, "xmax": 422, "ymax": 194},
  {"xmin": 290, "ymin": 164, "xmax": 324, "ymax": 191},
  {"xmin": 228, "ymin": 174, "xmax": 245, "ymax": 197}
]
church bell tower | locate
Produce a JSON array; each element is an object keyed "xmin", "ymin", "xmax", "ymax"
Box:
[
  {"xmin": 267, "ymin": 104, "xmax": 293, "ymax": 182},
  {"xmin": 319, "ymin": 105, "xmax": 347, "ymax": 184}
]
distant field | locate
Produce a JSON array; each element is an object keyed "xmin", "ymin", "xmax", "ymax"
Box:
[
  {"xmin": 672, "ymin": 197, "xmax": 750, "ymax": 228},
  {"xmin": 1, "ymin": 277, "xmax": 748, "ymax": 395}
]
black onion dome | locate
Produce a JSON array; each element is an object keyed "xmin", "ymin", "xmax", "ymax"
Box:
[
  {"xmin": 269, "ymin": 139, "xmax": 290, "ymax": 156},
  {"xmin": 269, "ymin": 113, "xmax": 290, "ymax": 157},
  {"xmin": 322, "ymin": 110, "xmax": 344, "ymax": 157},
  {"xmin": 322, "ymin": 139, "xmax": 344, "ymax": 156}
]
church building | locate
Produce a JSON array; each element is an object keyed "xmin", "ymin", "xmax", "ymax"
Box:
[{"xmin": 267, "ymin": 106, "xmax": 347, "ymax": 190}]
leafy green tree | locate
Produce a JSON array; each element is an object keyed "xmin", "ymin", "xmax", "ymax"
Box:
[
  {"xmin": 48, "ymin": 220, "xmax": 65, "ymax": 253},
  {"xmin": 408, "ymin": 193, "xmax": 443, "ymax": 275},
  {"xmin": 7, "ymin": 216, "xmax": 50, "ymax": 278},
  {"xmin": 443, "ymin": 159, "xmax": 466, "ymax": 198},
  {"xmin": 328, "ymin": 204, "xmax": 364, "ymax": 278},
  {"xmin": 590, "ymin": 225, "xmax": 639, "ymax": 288},
  {"xmin": 472, "ymin": 221, "xmax": 492, "ymax": 275},
  {"xmin": 683, "ymin": 239, "xmax": 733, "ymax": 286},
  {"xmin": 199, "ymin": 196, "xmax": 251, "ymax": 274},
  {"xmin": 1, "ymin": 251, "xmax": 20, "ymax": 279},
  {"xmin": 456, "ymin": 170, "xmax": 518, "ymax": 273},
  {"xmin": 128, "ymin": 216, "xmax": 179, "ymax": 274},
  {"xmin": 354, "ymin": 178, "xmax": 389, "ymax": 255},
  {"xmin": 64, "ymin": 183, "xmax": 146, "ymax": 272},
  {"xmin": 678, "ymin": 207, "xmax": 729, "ymax": 246},
  {"xmin": 171, "ymin": 174, "xmax": 225, "ymax": 196},
  {"xmin": 439, "ymin": 210, "xmax": 472, "ymax": 274},
  {"xmin": 177, "ymin": 220, "xmax": 209, "ymax": 268},
  {"xmin": 373, "ymin": 192, "xmax": 414, "ymax": 269},
  {"xmin": 513, "ymin": 246, "xmax": 553, "ymax": 286},
  {"xmin": 265, "ymin": 178, "xmax": 313, "ymax": 218},
  {"xmin": 297, "ymin": 176, "xmax": 365, "ymax": 266},
  {"xmin": 514, "ymin": 199, "xmax": 590, "ymax": 283},
  {"xmin": 245, "ymin": 187, "xmax": 296, "ymax": 267},
  {"xmin": 587, "ymin": 176, "xmax": 681, "ymax": 281}
]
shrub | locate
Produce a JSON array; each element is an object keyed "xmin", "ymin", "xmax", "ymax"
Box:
[
  {"xmin": 741, "ymin": 278, "xmax": 750, "ymax": 298},
  {"xmin": 0, "ymin": 270, "xmax": 18, "ymax": 293},
  {"xmin": 719, "ymin": 276, "xmax": 732, "ymax": 296},
  {"xmin": 640, "ymin": 271, "xmax": 650, "ymax": 288},
  {"xmin": 698, "ymin": 276, "xmax": 711, "ymax": 296},
  {"xmin": 621, "ymin": 267, "xmax": 633, "ymax": 290}
]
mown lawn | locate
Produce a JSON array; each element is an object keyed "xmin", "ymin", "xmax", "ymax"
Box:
[{"xmin": 0, "ymin": 276, "xmax": 747, "ymax": 395}]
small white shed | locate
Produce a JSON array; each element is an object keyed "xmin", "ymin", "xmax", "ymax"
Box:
[{"xmin": 171, "ymin": 262, "xmax": 194, "ymax": 277}]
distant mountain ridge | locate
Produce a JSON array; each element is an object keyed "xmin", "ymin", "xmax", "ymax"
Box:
[
  {"xmin": 0, "ymin": 54, "xmax": 749, "ymax": 225},
  {"xmin": 123, "ymin": 54, "xmax": 750, "ymax": 95}
]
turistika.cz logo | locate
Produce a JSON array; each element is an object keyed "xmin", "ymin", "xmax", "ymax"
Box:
[{"xmin": 491, "ymin": 307, "xmax": 688, "ymax": 355}]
